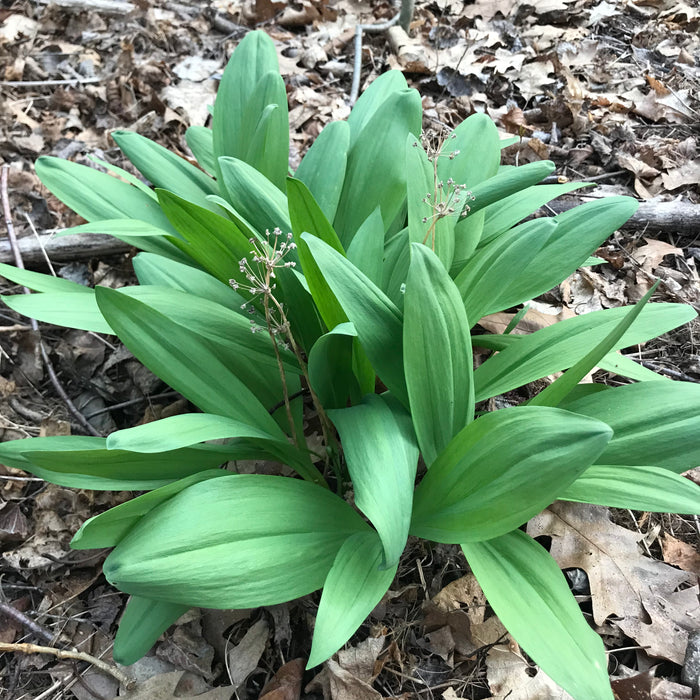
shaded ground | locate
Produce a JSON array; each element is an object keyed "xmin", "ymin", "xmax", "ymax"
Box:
[{"xmin": 0, "ymin": 1, "xmax": 699, "ymax": 698}]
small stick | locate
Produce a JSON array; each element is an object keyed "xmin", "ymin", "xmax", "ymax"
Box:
[
  {"xmin": 0, "ymin": 78, "xmax": 102, "ymax": 88},
  {"xmin": 0, "ymin": 324, "xmax": 32, "ymax": 332},
  {"xmin": 0, "ymin": 641, "xmax": 135, "ymax": 689},
  {"xmin": 1, "ymin": 165, "xmax": 102, "ymax": 437},
  {"xmin": 0, "ymin": 601, "xmax": 57, "ymax": 644}
]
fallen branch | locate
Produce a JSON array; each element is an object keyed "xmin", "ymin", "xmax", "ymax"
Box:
[
  {"xmin": 0, "ymin": 232, "xmax": 131, "ymax": 265},
  {"xmin": 0, "ymin": 641, "xmax": 135, "ymax": 690},
  {"xmin": 542, "ymin": 195, "xmax": 700, "ymax": 238}
]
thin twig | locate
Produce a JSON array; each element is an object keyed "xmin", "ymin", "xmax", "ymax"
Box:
[
  {"xmin": 1, "ymin": 165, "xmax": 102, "ymax": 437},
  {"xmin": 0, "ymin": 642, "xmax": 135, "ymax": 689},
  {"xmin": 83, "ymin": 390, "xmax": 180, "ymax": 419},
  {"xmin": 0, "ymin": 324, "xmax": 32, "ymax": 332},
  {"xmin": 0, "ymin": 78, "xmax": 103, "ymax": 88},
  {"xmin": 0, "ymin": 601, "xmax": 57, "ymax": 644}
]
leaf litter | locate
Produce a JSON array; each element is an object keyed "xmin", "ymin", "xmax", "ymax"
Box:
[{"xmin": 0, "ymin": 0, "xmax": 699, "ymax": 698}]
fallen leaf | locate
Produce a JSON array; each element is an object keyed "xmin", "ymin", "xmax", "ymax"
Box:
[
  {"xmin": 633, "ymin": 238, "xmax": 683, "ymax": 273},
  {"xmin": 110, "ymin": 671, "xmax": 234, "ymax": 700},
  {"xmin": 260, "ymin": 658, "xmax": 304, "ymax": 700},
  {"xmin": 226, "ymin": 618, "xmax": 269, "ymax": 689},
  {"xmin": 661, "ymin": 533, "xmax": 700, "ymax": 577},
  {"xmin": 527, "ymin": 502, "xmax": 696, "ymax": 664},
  {"xmin": 662, "ymin": 159, "xmax": 700, "ymax": 190}
]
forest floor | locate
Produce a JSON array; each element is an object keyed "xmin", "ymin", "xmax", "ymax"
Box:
[{"xmin": 0, "ymin": 0, "xmax": 699, "ymax": 698}]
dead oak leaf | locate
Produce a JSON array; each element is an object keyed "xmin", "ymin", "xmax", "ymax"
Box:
[
  {"xmin": 110, "ymin": 671, "xmax": 234, "ymax": 700},
  {"xmin": 527, "ymin": 502, "xmax": 696, "ymax": 664}
]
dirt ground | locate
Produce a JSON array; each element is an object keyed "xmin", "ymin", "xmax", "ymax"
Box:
[{"xmin": 0, "ymin": 1, "xmax": 699, "ymax": 698}]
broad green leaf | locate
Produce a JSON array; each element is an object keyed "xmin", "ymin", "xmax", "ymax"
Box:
[
  {"xmin": 308, "ymin": 323, "xmax": 361, "ymax": 409},
  {"xmin": 34, "ymin": 156, "xmax": 188, "ymax": 262},
  {"xmin": 329, "ymin": 394, "xmax": 418, "ymax": 566},
  {"xmin": 0, "ymin": 262, "xmax": 92, "ymax": 293},
  {"xmin": 404, "ymin": 244, "xmax": 474, "ymax": 466},
  {"xmin": 95, "ymin": 286, "xmax": 284, "ymax": 434},
  {"xmin": 111, "ymin": 130, "xmax": 219, "ymax": 208},
  {"xmin": 72, "ymin": 470, "xmax": 228, "ymax": 549},
  {"xmin": 465, "ymin": 160, "xmax": 555, "ymax": 215},
  {"xmin": 87, "ymin": 154, "xmax": 157, "ymax": 198},
  {"xmin": 382, "ymin": 227, "xmax": 411, "ymax": 306},
  {"xmin": 294, "ymin": 120, "xmax": 349, "ymax": 221},
  {"xmin": 346, "ymin": 207, "xmax": 384, "ymax": 286},
  {"xmin": 156, "ymin": 189, "xmax": 252, "ymax": 286},
  {"xmin": 560, "ymin": 464, "xmax": 700, "ymax": 513},
  {"xmin": 185, "ymin": 125, "xmax": 216, "ymax": 175},
  {"xmin": 212, "ymin": 30, "xmax": 280, "ymax": 175},
  {"xmin": 308, "ymin": 532, "xmax": 397, "ymax": 668},
  {"xmin": 58, "ymin": 219, "xmax": 175, "ymax": 237},
  {"xmin": 103, "ymin": 474, "xmax": 370, "ymax": 607},
  {"xmin": 479, "ymin": 182, "xmax": 591, "ymax": 246},
  {"xmin": 406, "ymin": 134, "xmax": 455, "ymax": 268},
  {"xmin": 564, "ymin": 380, "xmax": 700, "ymax": 473},
  {"xmin": 410, "ymin": 406, "xmax": 611, "ymax": 543},
  {"xmin": 0, "ymin": 435, "xmax": 237, "ymax": 490},
  {"xmin": 598, "ymin": 351, "xmax": 670, "ymax": 381},
  {"xmin": 302, "ymin": 233, "xmax": 407, "ymax": 404},
  {"xmin": 132, "ymin": 253, "xmax": 244, "ymax": 309},
  {"xmin": 455, "ymin": 218, "xmax": 556, "ymax": 325},
  {"xmin": 346, "ymin": 70, "xmax": 408, "ymax": 146},
  {"xmin": 113, "ymin": 596, "xmax": 190, "ymax": 666},
  {"xmin": 241, "ymin": 71, "xmax": 289, "ymax": 190},
  {"xmin": 462, "ymin": 530, "xmax": 613, "ymax": 699},
  {"xmin": 334, "ymin": 88, "xmax": 422, "ymax": 246},
  {"xmin": 473, "ymin": 303, "xmax": 696, "ymax": 402},
  {"xmin": 450, "ymin": 210, "xmax": 485, "ymax": 273},
  {"xmin": 502, "ymin": 197, "xmax": 640, "ymax": 305},
  {"xmin": 218, "ymin": 156, "xmax": 291, "ymax": 236},
  {"xmin": 530, "ymin": 282, "xmax": 659, "ymax": 407},
  {"xmin": 106, "ymin": 413, "xmax": 284, "ymax": 452}
]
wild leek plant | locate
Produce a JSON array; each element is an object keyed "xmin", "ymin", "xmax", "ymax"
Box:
[{"xmin": 1, "ymin": 30, "xmax": 699, "ymax": 699}]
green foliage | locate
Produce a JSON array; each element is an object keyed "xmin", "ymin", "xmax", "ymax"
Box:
[{"xmin": 2, "ymin": 29, "xmax": 699, "ymax": 700}]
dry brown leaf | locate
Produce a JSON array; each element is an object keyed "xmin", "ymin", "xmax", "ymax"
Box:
[
  {"xmin": 109, "ymin": 671, "xmax": 234, "ymax": 700},
  {"xmin": 484, "ymin": 645, "xmax": 575, "ymax": 699},
  {"xmin": 226, "ymin": 618, "xmax": 269, "ymax": 689},
  {"xmin": 633, "ymin": 238, "xmax": 683, "ymax": 273},
  {"xmin": 661, "ymin": 533, "xmax": 700, "ymax": 576},
  {"xmin": 527, "ymin": 502, "xmax": 696, "ymax": 664},
  {"xmin": 260, "ymin": 658, "xmax": 304, "ymax": 700},
  {"xmin": 662, "ymin": 159, "xmax": 700, "ymax": 190},
  {"xmin": 432, "ymin": 574, "xmax": 487, "ymax": 626}
]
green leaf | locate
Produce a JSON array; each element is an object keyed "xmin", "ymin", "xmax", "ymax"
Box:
[
  {"xmin": 185, "ymin": 125, "xmax": 215, "ymax": 175},
  {"xmin": 473, "ymin": 303, "xmax": 696, "ymax": 402},
  {"xmin": 156, "ymin": 189, "xmax": 252, "ymax": 286},
  {"xmin": 308, "ymin": 532, "xmax": 397, "ymax": 668},
  {"xmin": 462, "ymin": 530, "xmax": 613, "ymax": 699},
  {"xmin": 111, "ymin": 130, "xmax": 219, "ymax": 208},
  {"xmin": 0, "ymin": 262, "xmax": 92, "ymax": 293},
  {"xmin": 597, "ymin": 351, "xmax": 670, "ymax": 382},
  {"xmin": 132, "ymin": 253, "xmax": 244, "ymax": 308},
  {"xmin": 479, "ymin": 182, "xmax": 591, "ymax": 246},
  {"xmin": 212, "ymin": 30, "xmax": 280, "ymax": 174},
  {"xmin": 113, "ymin": 596, "xmax": 190, "ymax": 665},
  {"xmin": 308, "ymin": 323, "xmax": 361, "ymax": 409},
  {"xmin": 58, "ymin": 219, "xmax": 176, "ymax": 237},
  {"xmin": 346, "ymin": 207, "xmax": 384, "ymax": 286},
  {"xmin": 240, "ymin": 71, "xmax": 289, "ymax": 190},
  {"xmin": 103, "ymin": 474, "xmax": 370, "ymax": 607},
  {"xmin": 404, "ymin": 244, "xmax": 474, "ymax": 466},
  {"xmin": 329, "ymin": 394, "xmax": 418, "ymax": 566},
  {"xmin": 302, "ymin": 233, "xmax": 407, "ymax": 404},
  {"xmin": 294, "ymin": 120, "xmax": 349, "ymax": 221},
  {"xmin": 564, "ymin": 380, "xmax": 700, "ymax": 473},
  {"xmin": 455, "ymin": 218, "xmax": 556, "ymax": 325},
  {"xmin": 218, "ymin": 156, "xmax": 291, "ymax": 236},
  {"xmin": 530, "ymin": 282, "xmax": 660, "ymax": 407},
  {"xmin": 346, "ymin": 70, "xmax": 408, "ymax": 146},
  {"xmin": 0, "ymin": 435, "xmax": 237, "ymax": 490},
  {"xmin": 501, "ymin": 197, "xmax": 640, "ymax": 305},
  {"xmin": 560, "ymin": 464, "xmax": 700, "ymax": 513},
  {"xmin": 72, "ymin": 470, "xmax": 229, "ymax": 549},
  {"xmin": 410, "ymin": 406, "xmax": 612, "ymax": 543},
  {"xmin": 334, "ymin": 88, "xmax": 422, "ymax": 246},
  {"xmin": 95, "ymin": 286, "xmax": 284, "ymax": 434},
  {"xmin": 465, "ymin": 160, "xmax": 556, "ymax": 215}
]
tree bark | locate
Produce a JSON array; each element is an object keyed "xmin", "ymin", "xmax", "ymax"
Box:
[{"xmin": 0, "ymin": 233, "xmax": 131, "ymax": 266}]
